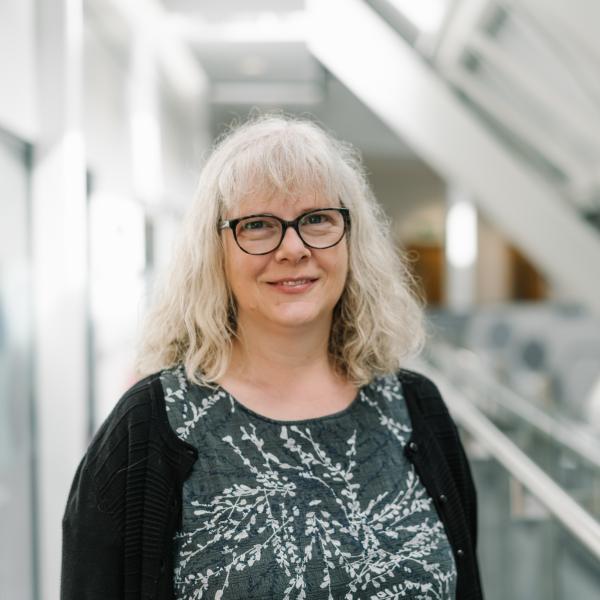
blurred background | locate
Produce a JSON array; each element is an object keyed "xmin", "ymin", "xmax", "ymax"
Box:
[{"xmin": 2, "ymin": 0, "xmax": 600, "ymax": 598}]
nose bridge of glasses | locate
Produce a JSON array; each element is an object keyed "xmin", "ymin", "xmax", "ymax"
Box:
[{"xmin": 280, "ymin": 217, "xmax": 307, "ymax": 246}]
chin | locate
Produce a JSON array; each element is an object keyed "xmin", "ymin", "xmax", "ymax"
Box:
[
  {"xmin": 267, "ymin": 305, "xmax": 322, "ymax": 326},
  {"xmin": 272, "ymin": 314, "xmax": 319, "ymax": 328}
]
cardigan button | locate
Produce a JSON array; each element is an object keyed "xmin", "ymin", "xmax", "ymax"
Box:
[
  {"xmin": 407, "ymin": 441, "xmax": 419, "ymax": 453},
  {"xmin": 456, "ymin": 548, "xmax": 465, "ymax": 559},
  {"xmin": 439, "ymin": 494, "xmax": 448, "ymax": 503}
]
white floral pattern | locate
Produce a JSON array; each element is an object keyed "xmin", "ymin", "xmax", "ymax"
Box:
[{"xmin": 161, "ymin": 365, "xmax": 456, "ymax": 599}]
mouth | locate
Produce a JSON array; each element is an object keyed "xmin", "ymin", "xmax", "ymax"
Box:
[
  {"xmin": 266, "ymin": 278, "xmax": 319, "ymax": 292},
  {"xmin": 268, "ymin": 278, "xmax": 318, "ymax": 287}
]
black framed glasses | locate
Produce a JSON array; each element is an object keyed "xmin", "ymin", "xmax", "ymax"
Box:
[{"xmin": 219, "ymin": 207, "xmax": 351, "ymax": 255}]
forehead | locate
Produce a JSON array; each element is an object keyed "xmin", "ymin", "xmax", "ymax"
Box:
[{"xmin": 231, "ymin": 189, "xmax": 339, "ymax": 218}]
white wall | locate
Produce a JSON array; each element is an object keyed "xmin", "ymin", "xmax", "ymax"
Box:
[
  {"xmin": 83, "ymin": 15, "xmax": 211, "ymax": 425},
  {"xmin": 160, "ymin": 77, "xmax": 210, "ymax": 212},
  {"xmin": 84, "ymin": 22, "xmax": 134, "ymax": 195},
  {"xmin": 33, "ymin": 0, "xmax": 89, "ymax": 595},
  {"xmin": 0, "ymin": 3, "xmax": 212, "ymax": 597},
  {"xmin": 0, "ymin": 0, "xmax": 37, "ymax": 139}
]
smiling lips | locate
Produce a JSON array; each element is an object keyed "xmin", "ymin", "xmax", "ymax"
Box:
[
  {"xmin": 267, "ymin": 276, "xmax": 318, "ymax": 285},
  {"xmin": 267, "ymin": 277, "xmax": 318, "ymax": 292},
  {"xmin": 273, "ymin": 279, "xmax": 315, "ymax": 287}
]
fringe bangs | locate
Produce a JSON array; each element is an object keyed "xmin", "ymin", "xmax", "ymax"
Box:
[{"xmin": 218, "ymin": 122, "xmax": 341, "ymax": 211}]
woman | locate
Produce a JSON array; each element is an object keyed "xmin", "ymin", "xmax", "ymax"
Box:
[{"xmin": 61, "ymin": 114, "xmax": 483, "ymax": 599}]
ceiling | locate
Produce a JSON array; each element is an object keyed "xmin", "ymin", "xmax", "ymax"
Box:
[
  {"xmin": 159, "ymin": 0, "xmax": 416, "ymax": 160},
  {"xmin": 91, "ymin": 0, "xmax": 600, "ymax": 218},
  {"xmin": 431, "ymin": 0, "xmax": 600, "ymax": 211},
  {"xmin": 161, "ymin": 0, "xmax": 304, "ymax": 21}
]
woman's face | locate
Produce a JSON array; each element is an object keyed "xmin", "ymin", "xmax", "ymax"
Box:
[{"xmin": 222, "ymin": 191, "xmax": 349, "ymax": 335}]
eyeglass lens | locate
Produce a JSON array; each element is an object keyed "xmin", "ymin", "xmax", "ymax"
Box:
[{"xmin": 235, "ymin": 209, "xmax": 346, "ymax": 254}]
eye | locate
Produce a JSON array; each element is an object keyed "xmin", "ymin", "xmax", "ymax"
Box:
[
  {"xmin": 301, "ymin": 212, "xmax": 334, "ymax": 226},
  {"xmin": 242, "ymin": 219, "xmax": 274, "ymax": 230}
]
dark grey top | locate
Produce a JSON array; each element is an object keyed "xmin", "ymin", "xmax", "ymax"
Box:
[{"xmin": 161, "ymin": 364, "xmax": 457, "ymax": 600}]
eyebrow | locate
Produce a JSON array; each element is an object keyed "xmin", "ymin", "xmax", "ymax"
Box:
[{"xmin": 235, "ymin": 206, "xmax": 333, "ymax": 220}]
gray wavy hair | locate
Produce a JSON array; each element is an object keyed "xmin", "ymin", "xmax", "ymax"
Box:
[{"xmin": 134, "ymin": 112, "xmax": 426, "ymax": 387}]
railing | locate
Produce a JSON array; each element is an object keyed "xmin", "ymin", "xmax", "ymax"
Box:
[
  {"xmin": 409, "ymin": 356, "xmax": 600, "ymax": 562},
  {"xmin": 426, "ymin": 342, "xmax": 600, "ymax": 471}
]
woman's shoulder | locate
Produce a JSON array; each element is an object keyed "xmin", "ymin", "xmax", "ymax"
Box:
[
  {"xmin": 396, "ymin": 368, "xmax": 449, "ymax": 408},
  {"xmin": 107, "ymin": 364, "xmax": 192, "ymax": 422},
  {"xmin": 396, "ymin": 368, "xmax": 453, "ymax": 427},
  {"xmin": 396, "ymin": 367, "xmax": 441, "ymax": 394},
  {"xmin": 85, "ymin": 370, "xmax": 170, "ymax": 460},
  {"xmin": 157, "ymin": 363, "xmax": 192, "ymax": 405},
  {"xmin": 104, "ymin": 372, "xmax": 163, "ymax": 424},
  {"xmin": 364, "ymin": 369, "xmax": 441, "ymax": 403},
  {"xmin": 79, "ymin": 367, "xmax": 196, "ymax": 485}
]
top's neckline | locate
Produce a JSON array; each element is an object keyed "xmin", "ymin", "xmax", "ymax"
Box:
[{"xmin": 214, "ymin": 381, "xmax": 368, "ymax": 426}]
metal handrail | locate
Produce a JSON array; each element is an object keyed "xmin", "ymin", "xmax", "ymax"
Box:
[
  {"xmin": 426, "ymin": 342, "xmax": 600, "ymax": 470},
  {"xmin": 411, "ymin": 359, "xmax": 600, "ymax": 562}
]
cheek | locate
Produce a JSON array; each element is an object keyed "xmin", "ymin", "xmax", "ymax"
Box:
[
  {"xmin": 327, "ymin": 247, "xmax": 349, "ymax": 291},
  {"xmin": 227, "ymin": 261, "xmax": 250, "ymax": 299},
  {"xmin": 224, "ymin": 247, "xmax": 268, "ymax": 303}
]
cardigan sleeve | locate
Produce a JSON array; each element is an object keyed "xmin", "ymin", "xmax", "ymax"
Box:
[
  {"xmin": 60, "ymin": 375, "xmax": 181, "ymax": 600},
  {"xmin": 60, "ymin": 451, "xmax": 124, "ymax": 600}
]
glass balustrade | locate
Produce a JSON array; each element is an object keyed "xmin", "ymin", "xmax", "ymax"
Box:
[{"xmin": 421, "ymin": 338, "xmax": 600, "ymax": 599}]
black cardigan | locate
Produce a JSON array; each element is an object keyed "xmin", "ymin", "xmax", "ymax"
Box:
[{"xmin": 61, "ymin": 369, "xmax": 484, "ymax": 600}]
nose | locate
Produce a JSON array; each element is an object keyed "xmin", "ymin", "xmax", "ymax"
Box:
[{"xmin": 274, "ymin": 224, "xmax": 310, "ymax": 260}]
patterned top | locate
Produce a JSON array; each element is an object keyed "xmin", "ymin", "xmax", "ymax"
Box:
[{"xmin": 161, "ymin": 365, "xmax": 457, "ymax": 600}]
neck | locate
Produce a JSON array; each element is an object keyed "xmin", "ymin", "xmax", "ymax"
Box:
[{"xmin": 229, "ymin": 316, "xmax": 334, "ymax": 390}]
